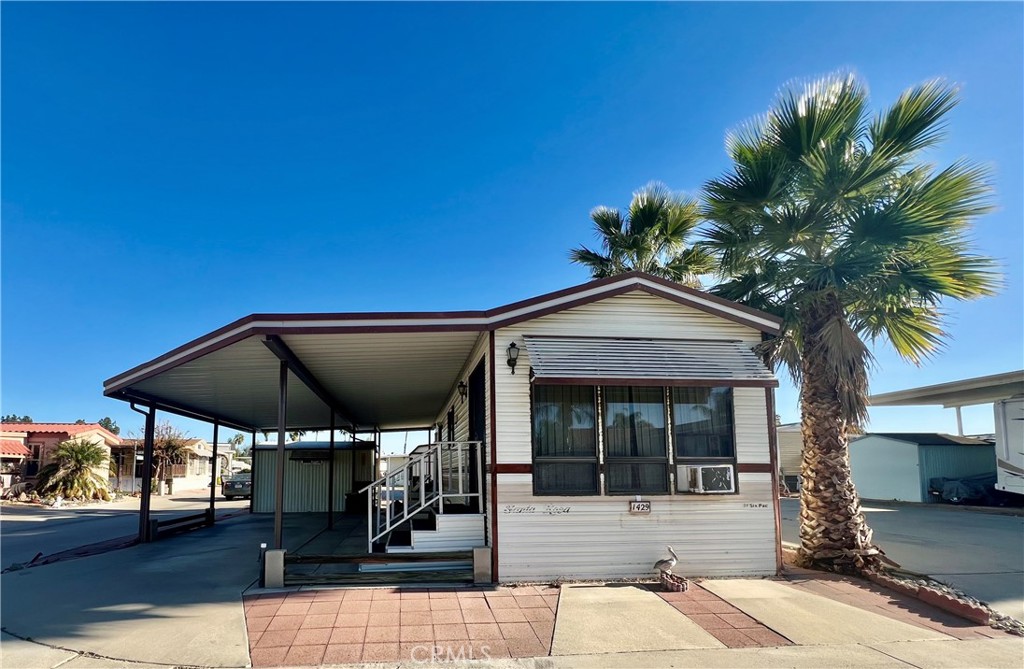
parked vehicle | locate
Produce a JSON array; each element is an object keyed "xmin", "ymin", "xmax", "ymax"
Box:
[
  {"xmin": 928, "ymin": 473, "xmax": 997, "ymax": 505},
  {"xmin": 994, "ymin": 397, "xmax": 1024, "ymax": 497},
  {"xmin": 221, "ymin": 473, "xmax": 251, "ymax": 499}
]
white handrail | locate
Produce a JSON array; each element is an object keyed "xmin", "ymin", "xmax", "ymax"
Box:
[{"xmin": 364, "ymin": 441, "xmax": 484, "ymax": 552}]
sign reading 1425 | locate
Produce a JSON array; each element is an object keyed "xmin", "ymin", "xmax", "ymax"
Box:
[{"xmin": 629, "ymin": 500, "xmax": 651, "ymax": 514}]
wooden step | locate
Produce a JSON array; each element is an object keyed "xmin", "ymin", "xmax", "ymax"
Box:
[
  {"xmin": 284, "ymin": 568, "xmax": 474, "ymax": 586},
  {"xmin": 286, "ymin": 550, "xmax": 473, "ymax": 565}
]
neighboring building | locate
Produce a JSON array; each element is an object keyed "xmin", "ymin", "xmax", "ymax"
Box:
[
  {"xmin": 104, "ymin": 272, "xmax": 784, "ymax": 582},
  {"xmin": 869, "ymin": 371, "xmax": 1024, "ymax": 498},
  {"xmin": 111, "ymin": 438, "xmax": 225, "ymax": 492},
  {"xmin": 0, "ymin": 423, "xmax": 120, "ymax": 488},
  {"xmin": 1, "ymin": 438, "xmax": 32, "ymax": 488},
  {"xmin": 850, "ymin": 433, "xmax": 996, "ymax": 503},
  {"xmin": 777, "ymin": 422, "xmax": 802, "ymax": 492}
]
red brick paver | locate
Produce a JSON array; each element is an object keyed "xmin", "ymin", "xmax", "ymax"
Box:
[
  {"xmin": 780, "ymin": 566, "xmax": 1006, "ymax": 640},
  {"xmin": 655, "ymin": 584, "xmax": 794, "ymax": 649},
  {"xmin": 245, "ymin": 585, "xmax": 559, "ymax": 666}
]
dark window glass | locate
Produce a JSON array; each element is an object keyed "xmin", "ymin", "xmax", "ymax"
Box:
[
  {"xmin": 672, "ymin": 387, "xmax": 735, "ymax": 459},
  {"xmin": 603, "ymin": 387, "xmax": 667, "ymax": 458},
  {"xmin": 606, "ymin": 462, "xmax": 669, "ymax": 495},
  {"xmin": 532, "ymin": 385, "xmax": 598, "ymax": 495},
  {"xmin": 603, "ymin": 386, "xmax": 668, "ymax": 494},
  {"xmin": 533, "ymin": 386, "xmax": 596, "ymax": 458},
  {"xmin": 534, "ymin": 462, "xmax": 599, "ymax": 496}
]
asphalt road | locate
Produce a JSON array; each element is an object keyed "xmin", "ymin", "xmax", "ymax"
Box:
[
  {"xmin": 0, "ymin": 489, "xmax": 249, "ymax": 568},
  {"xmin": 780, "ymin": 497, "xmax": 1024, "ymax": 620}
]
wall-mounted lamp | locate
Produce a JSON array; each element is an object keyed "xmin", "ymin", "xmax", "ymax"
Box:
[
  {"xmin": 457, "ymin": 380, "xmax": 468, "ymax": 402},
  {"xmin": 507, "ymin": 342, "xmax": 520, "ymax": 375}
]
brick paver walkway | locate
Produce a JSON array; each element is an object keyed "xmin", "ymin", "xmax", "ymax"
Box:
[
  {"xmin": 244, "ymin": 585, "xmax": 558, "ymax": 667},
  {"xmin": 780, "ymin": 567, "xmax": 1010, "ymax": 640},
  {"xmin": 655, "ymin": 583, "xmax": 793, "ymax": 648}
]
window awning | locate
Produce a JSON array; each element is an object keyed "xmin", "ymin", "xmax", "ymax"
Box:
[{"xmin": 522, "ymin": 336, "xmax": 777, "ymax": 387}]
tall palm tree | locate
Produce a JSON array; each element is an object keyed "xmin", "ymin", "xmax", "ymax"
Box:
[
  {"xmin": 702, "ymin": 73, "xmax": 998, "ymax": 574},
  {"xmin": 36, "ymin": 439, "xmax": 110, "ymax": 500},
  {"xmin": 570, "ymin": 182, "xmax": 715, "ymax": 286}
]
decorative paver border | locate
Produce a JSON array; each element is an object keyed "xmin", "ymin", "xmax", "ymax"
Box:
[{"xmin": 654, "ymin": 583, "xmax": 792, "ymax": 648}]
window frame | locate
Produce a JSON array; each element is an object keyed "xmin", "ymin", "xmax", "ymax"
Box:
[
  {"xmin": 530, "ymin": 384, "xmax": 599, "ymax": 496},
  {"xmin": 671, "ymin": 386, "xmax": 739, "ymax": 495},
  {"xmin": 601, "ymin": 385, "xmax": 671, "ymax": 496}
]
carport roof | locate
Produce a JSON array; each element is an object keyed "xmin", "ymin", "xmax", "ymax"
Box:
[
  {"xmin": 868, "ymin": 370, "xmax": 1024, "ymax": 409},
  {"xmin": 103, "ymin": 272, "xmax": 782, "ymax": 432}
]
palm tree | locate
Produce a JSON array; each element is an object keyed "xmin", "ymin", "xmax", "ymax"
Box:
[
  {"xmin": 702, "ymin": 73, "xmax": 998, "ymax": 574},
  {"xmin": 570, "ymin": 182, "xmax": 715, "ymax": 286},
  {"xmin": 36, "ymin": 439, "xmax": 110, "ymax": 500}
]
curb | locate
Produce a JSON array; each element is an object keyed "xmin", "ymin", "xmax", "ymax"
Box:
[{"xmin": 865, "ymin": 571, "xmax": 991, "ymax": 625}]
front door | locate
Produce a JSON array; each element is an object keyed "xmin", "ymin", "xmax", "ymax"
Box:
[{"xmin": 467, "ymin": 360, "xmax": 486, "ymax": 513}]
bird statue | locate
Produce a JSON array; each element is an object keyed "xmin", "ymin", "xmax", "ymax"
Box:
[{"xmin": 653, "ymin": 545, "xmax": 678, "ymax": 575}]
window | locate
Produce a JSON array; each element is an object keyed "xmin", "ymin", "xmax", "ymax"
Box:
[
  {"xmin": 673, "ymin": 386, "xmax": 737, "ymax": 494},
  {"xmin": 532, "ymin": 385, "xmax": 598, "ymax": 495},
  {"xmin": 672, "ymin": 387, "xmax": 735, "ymax": 459},
  {"xmin": 603, "ymin": 387, "xmax": 669, "ymax": 494},
  {"xmin": 530, "ymin": 384, "xmax": 739, "ymax": 496}
]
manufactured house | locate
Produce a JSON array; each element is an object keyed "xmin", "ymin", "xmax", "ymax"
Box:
[
  {"xmin": 111, "ymin": 438, "xmax": 229, "ymax": 493},
  {"xmin": 850, "ymin": 433, "xmax": 996, "ymax": 503},
  {"xmin": 103, "ymin": 272, "xmax": 783, "ymax": 583},
  {"xmin": 0, "ymin": 422, "xmax": 119, "ymax": 485}
]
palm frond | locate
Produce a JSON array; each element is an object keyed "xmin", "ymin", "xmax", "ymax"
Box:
[{"xmin": 870, "ymin": 80, "xmax": 959, "ymax": 159}]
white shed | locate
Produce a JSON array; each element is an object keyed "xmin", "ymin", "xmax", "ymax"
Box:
[{"xmin": 850, "ymin": 433, "xmax": 996, "ymax": 503}]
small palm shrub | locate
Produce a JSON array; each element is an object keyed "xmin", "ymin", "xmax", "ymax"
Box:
[{"xmin": 36, "ymin": 439, "xmax": 110, "ymax": 500}]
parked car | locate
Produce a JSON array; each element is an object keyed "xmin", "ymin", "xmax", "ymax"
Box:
[{"xmin": 221, "ymin": 473, "xmax": 252, "ymax": 499}]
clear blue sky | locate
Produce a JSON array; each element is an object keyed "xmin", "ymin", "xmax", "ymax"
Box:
[{"xmin": 3, "ymin": 2, "xmax": 1022, "ymax": 446}]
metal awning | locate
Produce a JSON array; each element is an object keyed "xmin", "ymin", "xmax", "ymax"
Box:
[
  {"xmin": 522, "ymin": 336, "xmax": 777, "ymax": 386},
  {"xmin": 869, "ymin": 370, "xmax": 1024, "ymax": 408}
]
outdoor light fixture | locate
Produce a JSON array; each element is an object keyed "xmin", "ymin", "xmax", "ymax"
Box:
[
  {"xmin": 507, "ymin": 342, "xmax": 520, "ymax": 374},
  {"xmin": 457, "ymin": 380, "xmax": 468, "ymax": 401}
]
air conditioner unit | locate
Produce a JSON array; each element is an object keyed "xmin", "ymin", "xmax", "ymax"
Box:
[{"xmin": 682, "ymin": 464, "xmax": 735, "ymax": 494}]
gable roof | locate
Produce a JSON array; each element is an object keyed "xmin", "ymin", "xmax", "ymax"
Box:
[
  {"xmin": 859, "ymin": 433, "xmax": 993, "ymax": 447},
  {"xmin": 104, "ymin": 273, "xmax": 781, "ymax": 395},
  {"xmin": 102, "ymin": 272, "xmax": 782, "ymax": 432}
]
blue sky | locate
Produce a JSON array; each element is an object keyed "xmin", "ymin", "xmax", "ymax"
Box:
[{"xmin": 3, "ymin": 2, "xmax": 1022, "ymax": 447}]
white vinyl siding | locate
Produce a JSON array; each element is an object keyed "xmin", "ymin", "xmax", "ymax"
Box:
[
  {"xmin": 496, "ymin": 473, "xmax": 776, "ymax": 580},
  {"xmin": 492, "ymin": 291, "xmax": 777, "ymax": 581}
]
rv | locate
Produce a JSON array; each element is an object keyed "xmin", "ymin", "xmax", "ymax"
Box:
[{"xmin": 994, "ymin": 397, "xmax": 1024, "ymax": 496}]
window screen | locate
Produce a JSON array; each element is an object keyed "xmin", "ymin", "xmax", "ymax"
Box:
[
  {"xmin": 672, "ymin": 387, "xmax": 735, "ymax": 459},
  {"xmin": 532, "ymin": 385, "xmax": 598, "ymax": 495}
]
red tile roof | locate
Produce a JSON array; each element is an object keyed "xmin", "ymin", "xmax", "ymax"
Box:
[
  {"xmin": 0, "ymin": 423, "xmax": 120, "ymax": 443},
  {"xmin": 0, "ymin": 439, "xmax": 31, "ymax": 457}
]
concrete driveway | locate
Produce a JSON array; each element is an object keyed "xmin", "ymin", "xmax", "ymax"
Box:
[
  {"xmin": 0, "ymin": 512, "xmax": 328, "ymax": 668},
  {"xmin": 1, "ymin": 489, "xmax": 250, "ymax": 567},
  {"xmin": 780, "ymin": 498, "xmax": 1024, "ymax": 620}
]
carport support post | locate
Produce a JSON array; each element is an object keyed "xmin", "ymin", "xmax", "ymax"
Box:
[
  {"xmin": 138, "ymin": 407, "xmax": 156, "ymax": 543},
  {"xmin": 328, "ymin": 412, "xmax": 335, "ymax": 530},
  {"xmin": 208, "ymin": 420, "xmax": 219, "ymax": 525},
  {"xmin": 248, "ymin": 431, "xmax": 256, "ymax": 514},
  {"xmin": 274, "ymin": 360, "xmax": 288, "ymax": 550}
]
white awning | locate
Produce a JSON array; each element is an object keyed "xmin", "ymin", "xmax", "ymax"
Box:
[{"xmin": 522, "ymin": 336, "xmax": 777, "ymax": 386}]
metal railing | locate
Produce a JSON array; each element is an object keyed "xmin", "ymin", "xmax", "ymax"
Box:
[{"xmin": 358, "ymin": 441, "xmax": 484, "ymax": 553}]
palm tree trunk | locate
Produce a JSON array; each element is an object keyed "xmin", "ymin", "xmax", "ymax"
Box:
[{"xmin": 796, "ymin": 298, "xmax": 882, "ymax": 574}]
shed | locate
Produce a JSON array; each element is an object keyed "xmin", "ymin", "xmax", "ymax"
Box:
[
  {"xmin": 850, "ymin": 433, "xmax": 996, "ymax": 503},
  {"xmin": 252, "ymin": 441, "xmax": 376, "ymax": 513}
]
